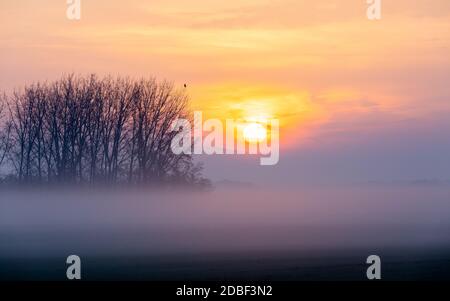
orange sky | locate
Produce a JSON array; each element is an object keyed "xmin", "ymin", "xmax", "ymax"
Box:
[{"xmin": 1, "ymin": 0, "xmax": 450, "ymax": 151}]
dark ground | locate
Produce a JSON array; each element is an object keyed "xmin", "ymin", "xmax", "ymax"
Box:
[{"xmin": 2, "ymin": 247, "xmax": 450, "ymax": 281}]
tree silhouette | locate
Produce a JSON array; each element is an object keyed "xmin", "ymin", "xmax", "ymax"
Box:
[{"xmin": 0, "ymin": 74, "xmax": 209, "ymax": 188}]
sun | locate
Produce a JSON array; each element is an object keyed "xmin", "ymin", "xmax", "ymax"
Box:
[{"xmin": 243, "ymin": 122, "xmax": 267, "ymax": 143}]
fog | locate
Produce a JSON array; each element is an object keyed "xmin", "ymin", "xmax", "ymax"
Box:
[{"xmin": 1, "ymin": 185, "xmax": 450, "ymax": 259}]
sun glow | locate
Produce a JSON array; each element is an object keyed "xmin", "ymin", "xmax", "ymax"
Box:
[{"xmin": 243, "ymin": 122, "xmax": 267, "ymax": 143}]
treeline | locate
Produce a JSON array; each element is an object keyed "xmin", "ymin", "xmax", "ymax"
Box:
[{"xmin": 0, "ymin": 74, "xmax": 210, "ymax": 188}]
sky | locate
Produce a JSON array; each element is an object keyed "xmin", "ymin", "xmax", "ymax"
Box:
[{"xmin": 1, "ymin": 0, "xmax": 450, "ymax": 185}]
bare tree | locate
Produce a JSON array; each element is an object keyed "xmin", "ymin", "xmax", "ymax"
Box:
[
  {"xmin": 129, "ymin": 79, "xmax": 190, "ymax": 183},
  {"xmin": 0, "ymin": 74, "xmax": 210, "ymax": 188},
  {"xmin": 0, "ymin": 95, "xmax": 12, "ymax": 170}
]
